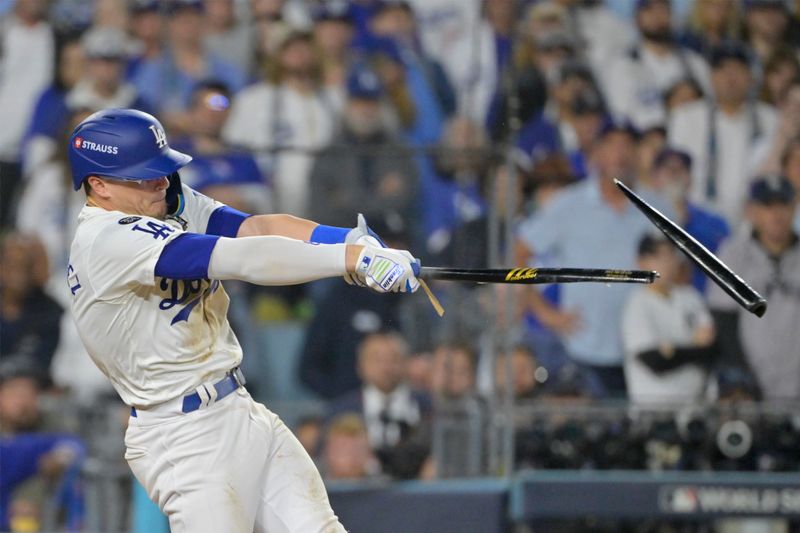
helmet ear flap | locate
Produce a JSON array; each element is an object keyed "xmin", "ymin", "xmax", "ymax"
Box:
[{"xmin": 166, "ymin": 171, "xmax": 185, "ymax": 216}]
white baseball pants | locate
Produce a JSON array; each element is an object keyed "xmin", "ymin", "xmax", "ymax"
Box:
[{"xmin": 124, "ymin": 388, "xmax": 346, "ymax": 533}]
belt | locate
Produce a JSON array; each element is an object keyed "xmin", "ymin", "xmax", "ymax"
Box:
[{"xmin": 130, "ymin": 367, "xmax": 246, "ymax": 417}]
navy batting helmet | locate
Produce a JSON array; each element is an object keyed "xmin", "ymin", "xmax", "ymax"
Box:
[{"xmin": 69, "ymin": 108, "xmax": 191, "ymax": 191}]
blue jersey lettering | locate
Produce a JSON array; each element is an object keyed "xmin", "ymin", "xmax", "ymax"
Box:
[
  {"xmin": 132, "ymin": 221, "xmax": 175, "ymax": 240},
  {"xmin": 67, "ymin": 264, "xmax": 81, "ymax": 295}
]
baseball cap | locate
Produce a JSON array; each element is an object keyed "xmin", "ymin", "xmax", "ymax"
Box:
[
  {"xmin": 81, "ymin": 27, "xmax": 130, "ymax": 60},
  {"xmin": 653, "ymin": 147, "xmax": 692, "ymax": 170},
  {"xmin": 569, "ymin": 90, "xmax": 605, "ymax": 116},
  {"xmin": 710, "ymin": 42, "xmax": 751, "ymax": 69},
  {"xmin": 347, "ymin": 64, "xmax": 382, "ymax": 100},
  {"xmin": 312, "ymin": 0, "xmax": 354, "ymax": 23},
  {"xmin": 597, "ymin": 118, "xmax": 640, "ymax": 141},
  {"xmin": 749, "ymin": 175, "xmax": 796, "ymax": 204},
  {"xmin": 165, "ymin": 0, "xmax": 203, "ymax": 15}
]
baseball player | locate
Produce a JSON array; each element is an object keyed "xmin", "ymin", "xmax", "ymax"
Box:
[{"xmin": 66, "ymin": 108, "xmax": 420, "ymax": 532}]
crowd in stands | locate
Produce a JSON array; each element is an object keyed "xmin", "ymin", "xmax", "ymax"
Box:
[{"xmin": 2, "ymin": 0, "xmax": 800, "ymax": 525}]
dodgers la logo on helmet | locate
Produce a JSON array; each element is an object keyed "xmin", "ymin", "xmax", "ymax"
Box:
[
  {"xmin": 149, "ymin": 124, "xmax": 167, "ymax": 148},
  {"xmin": 68, "ymin": 108, "xmax": 192, "ymax": 190}
]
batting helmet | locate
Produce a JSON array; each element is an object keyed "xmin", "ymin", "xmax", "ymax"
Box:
[{"xmin": 69, "ymin": 108, "xmax": 192, "ymax": 191}]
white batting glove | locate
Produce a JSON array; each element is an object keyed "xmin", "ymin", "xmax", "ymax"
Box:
[
  {"xmin": 344, "ymin": 214, "xmax": 385, "ymax": 287},
  {"xmin": 355, "ymin": 245, "xmax": 420, "ymax": 294}
]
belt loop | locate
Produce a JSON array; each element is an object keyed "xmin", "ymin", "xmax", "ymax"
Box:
[
  {"xmin": 232, "ymin": 367, "xmax": 246, "ymax": 387},
  {"xmin": 195, "ymin": 382, "xmax": 218, "ymax": 409}
]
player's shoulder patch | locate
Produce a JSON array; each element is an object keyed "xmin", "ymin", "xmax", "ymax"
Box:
[{"xmin": 118, "ymin": 216, "xmax": 142, "ymax": 225}]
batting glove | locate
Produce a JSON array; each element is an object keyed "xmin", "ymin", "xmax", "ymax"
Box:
[
  {"xmin": 343, "ymin": 214, "xmax": 386, "ymax": 287},
  {"xmin": 355, "ymin": 245, "xmax": 420, "ymax": 294}
]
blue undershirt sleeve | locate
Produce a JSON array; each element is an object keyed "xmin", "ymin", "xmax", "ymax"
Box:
[
  {"xmin": 206, "ymin": 206, "xmax": 251, "ymax": 237},
  {"xmin": 155, "ymin": 233, "xmax": 220, "ymax": 279},
  {"xmin": 309, "ymin": 224, "xmax": 350, "ymax": 244}
]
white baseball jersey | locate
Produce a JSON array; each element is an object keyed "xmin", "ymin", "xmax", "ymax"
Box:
[
  {"xmin": 621, "ymin": 285, "xmax": 713, "ymax": 405},
  {"xmin": 68, "ymin": 185, "xmax": 242, "ymax": 407}
]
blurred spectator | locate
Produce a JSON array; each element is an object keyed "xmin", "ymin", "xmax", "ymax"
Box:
[
  {"xmin": 67, "ymin": 26, "xmax": 151, "ymax": 115},
  {"xmin": 295, "ymin": 416, "xmax": 323, "ymax": 458},
  {"xmin": 132, "ymin": 0, "xmax": 245, "ymax": 134},
  {"xmin": 563, "ymin": 0, "xmax": 637, "ymax": 79},
  {"xmin": 781, "ymin": 138, "xmax": 800, "ymax": 233},
  {"xmin": 249, "ymin": 0, "xmax": 292, "ymax": 78},
  {"xmin": 126, "ymin": 0, "xmax": 164, "ymax": 79},
  {"xmin": 203, "ymin": 0, "xmax": 253, "ymax": 75},
  {"xmin": 648, "ymin": 147, "xmax": 730, "ymax": 293},
  {"xmin": 17, "ymin": 108, "xmax": 93, "ymax": 297},
  {"xmin": 430, "ymin": 342, "xmax": 476, "ymax": 399},
  {"xmin": 422, "ymin": 117, "xmax": 491, "ymax": 256},
  {"xmin": 15, "ymin": 108, "xmax": 113, "ymax": 404},
  {"xmin": 369, "ymin": 1, "xmax": 456, "ymax": 119},
  {"xmin": 300, "ymin": 218, "xmax": 409, "ymax": 399},
  {"xmin": 636, "ymin": 125, "xmax": 667, "ymax": 188},
  {"xmin": 327, "ymin": 331, "xmax": 431, "ymax": 478},
  {"xmin": 0, "ymin": 363, "xmax": 85, "ymax": 532},
  {"xmin": 440, "ymin": 0, "xmax": 514, "ymax": 125},
  {"xmin": 517, "ymin": 122, "xmax": 675, "ymax": 398},
  {"xmin": 709, "ymin": 175, "xmax": 800, "ymax": 401},
  {"xmin": 602, "ymin": 0, "xmax": 710, "ymax": 131},
  {"xmin": 321, "ymin": 414, "xmax": 382, "ymax": 480},
  {"xmin": 311, "ymin": 0, "xmax": 356, "ymax": 103},
  {"xmin": 679, "ymin": 0, "xmax": 741, "ymax": 59},
  {"xmin": 404, "ymin": 0, "xmax": 480, "ymax": 74},
  {"xmin": 309, "ymin": 63, "xmax": 418, "ymax": 230},
  {"xmin": 368, "ymin": 36, "xmax": 446, "ymax": 147},
  {"xmin": 741, "ymin": 0, "xmax": 796, "ymax": 70},
  {"xmin": 176, "ymin": 81, "xmax": 271, "ymax": 214},
  {"xmin": 224, "ymin": 30, "xmax": 335, "ymax": 216},
  {"xmin": 300, "ymin": 283, "xmax": 404, "ymax": 399},
  {"xmin": 0, "ymin": 0, "xmax": 54, "ymax": 228},
  {"xmin": 669, "ymin": 42, "xmax": 777, "ymax": 225},
  {"xmin": 0, "ymin": 233, "xmax": 62, "ymax": 378},
  {"xmin": 663, "ymin": 76, "xmax": 704, "ymax": 115},
  {"xmin": 622, "ymin": 235, "xmax": 716, "ymax": 405},
  {"xmin": 21, "ymin": 32, "xmax": 85, "ymax": 177},
  {"xmin": 754, "ymin": 79, "xmax": 800, "ymax": 181},
  {"xmin": 494, "ymin": 345, "xmax": 545, "ymax": 401},
  {"xmin": 515, "ymin": 2, "xmax": 578, "ymax": 90},
  {"xmin": 758, "ymin": 46, "xmax": 800, "ymax": 106},
  {"xmin": 562, "ymin": 88, "xmax": 606, "ymax": 180},
  {"xmin": 514, "ymin": 61, "xmax": 602, "ymax": 178}
]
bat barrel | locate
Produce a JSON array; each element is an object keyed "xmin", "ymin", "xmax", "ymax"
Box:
[
  {"xmin": 419, "ymin": 267, "xmax": 657, "ymax": 285},
  {"xmin": 614, "ymin": 179, "xmax": 768, "ymax": 317}
]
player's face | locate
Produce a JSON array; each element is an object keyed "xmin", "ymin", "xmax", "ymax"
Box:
[{"xmin": 98, "ymin": 176, "xmax": 170, "ymax": 218}]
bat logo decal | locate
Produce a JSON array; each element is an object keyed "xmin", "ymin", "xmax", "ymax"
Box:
[{"xmin": 505, "ymin": 268, "xmax": 538, "ymax": 281}]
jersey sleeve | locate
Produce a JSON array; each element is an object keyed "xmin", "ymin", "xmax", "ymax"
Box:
[
  {"xmin": 179, "ymin": 184, "xmax": 251, "ymax": 237},
  {"xmin": 87, "ymin": 215, "xmax": 183, "ymax": 300}
]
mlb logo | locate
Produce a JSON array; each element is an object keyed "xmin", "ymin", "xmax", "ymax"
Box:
[{"xmin": 74, "ymin": 137, "xmax": 83, "ymax": 148}]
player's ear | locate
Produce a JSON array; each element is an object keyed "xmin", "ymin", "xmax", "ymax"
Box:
[{"xmin": 86, "ymin": 176, "xmax": 109, "ymax": 198}]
